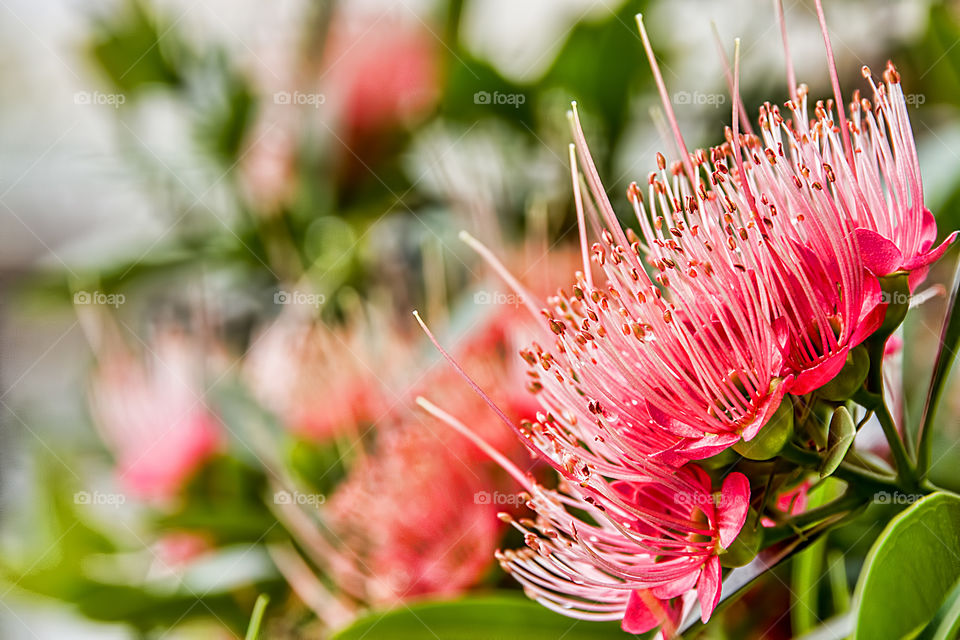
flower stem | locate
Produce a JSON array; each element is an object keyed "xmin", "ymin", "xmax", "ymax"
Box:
[
  {"xmin": 853, "ymin": 386, "xmax": 918, "ymax": 491},
  {"xmin": 779, "ymin": 442, "xmax": 902, "ymax": 493}
]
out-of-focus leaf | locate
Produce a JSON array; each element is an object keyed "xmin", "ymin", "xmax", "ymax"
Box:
[
  {"xmin": 542, "ymin": 1, "xmax": 651, "ymax": 156},
  {"xmin": 330, "ymin": 593, "xmax": 637, "ymax": 640},
  {"xmin": 918, "ymin": 257, "xmax": 960, "ymax": 474},
  {"xmin": 916, "ymin": 575, "xmax": 960, "ymax": 640},
  {"xmin": 192, "ymin": 54, "xmax": 256, "ymax": 164},
  {"xmin": 853, "ymin": 493, "xmax": 960, "ymax": 639},
  {"xmin": 288, "ymin": 439, "xmax": 349, "ymax": 498},
  {"xmin": 156, "ymin": 456, "xmax": 276, "ymax": 545},
  {"xmin": 1, "ymin": 458, "xmax": 276, "ymax": 634},
  {"xmin": 89, "ymin": 0, "xmax": 185, "ymax": 93},
  {"xmin": 440, "ymin": 56, "xmax": 535, "ymax": 127}
]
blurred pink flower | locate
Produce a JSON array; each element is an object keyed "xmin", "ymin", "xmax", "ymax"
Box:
[
  {"xmin": 322, "ymin": 13, "xmax": 438, "ymax": 141},
  {"xmin": 323, "ymin": 423, "xmax": 503, "ymax": 607},
  {"xmin": 89, "ymin": 329, "xmax": 220, "ymax": 500},
  {"xmin": 155, "ymin": 532, "xmax": 211, "ymax": 568},
  {"xmin": 245, "ymin": 313, "xmax": 396, "ymax": 441}
]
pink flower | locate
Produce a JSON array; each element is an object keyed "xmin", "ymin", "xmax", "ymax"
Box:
[
  {"xmin": 322, "ymin": 12, "xmax": 438, "ymax": 141},
  {"xmin": 848, "ymin": 63, "xmax": 957, "ymax": 288},
  {"xmin": 322, "ymin": 423, "xmax": 503, "ymax": 607},
  {"xmin": 761, "ymin": 480, "xmax": 811, "ymax": 527},
  {"xmin": 89, "ymin": 329, "xmax": 220, "ymax": 500},
  {"xmin": 417, "ymin": 317, "xmax": 750, "ymax": 634},
  {"xmin": 245, "ymin": 313, "xmax": 394, "ymax": 441},
  {"xmin": 500, "ymin": 467, "xmax": 749, "ymax": 634},
  {"xmin": 420, "ymin": 388, "xmax": 751, "ymax": 634}
]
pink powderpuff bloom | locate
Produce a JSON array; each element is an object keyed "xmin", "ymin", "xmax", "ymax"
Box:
[
  {"xmin": 245, "ymin": 311, "xmax": 397, "ymax": 441},
  {"xmin": 417, "ymin": 391, "xmax": 749, "ymax": 635},
  {"xmin": 89, "ymin": 328, "xmax": 220, "ymax": 500},
  {"xmin": 848, "ymin": 63, "xmax": 957, "ymax": 288},
  {"xmin": 321, "ymin": 11, "xmax": 438, "ymax": 141},
  {"xmin": 502, "ymin": 468, "xmax": 750, "ymax": 635},
  {"xmin": 321, "ymin": 422, "xmax": 504, "ymax": 607},
  {"xmin": 417, "ymin": 316, "xmax": 750, "ymax": 634}
]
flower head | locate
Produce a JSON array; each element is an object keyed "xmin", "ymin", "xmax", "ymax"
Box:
[
  {"xmin": 245, "ymin": 311, "xmax": 398, "ymax": 441},
  {"xmin": 90, "ymin": 327, "xmax": 220, "ymax": 499},
  {"xmin": 848, "ymin": 63, "xmax": 957, "ymax": 287}
]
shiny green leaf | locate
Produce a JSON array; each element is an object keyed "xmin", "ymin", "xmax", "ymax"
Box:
[{"xmin": 853, "ymin": 493, "xmax": 960, "ymax": 640}]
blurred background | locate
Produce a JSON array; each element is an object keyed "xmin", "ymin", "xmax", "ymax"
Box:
[{"xmin": 1, "ymin": 0, "xmax": 959, "ymax": 637}]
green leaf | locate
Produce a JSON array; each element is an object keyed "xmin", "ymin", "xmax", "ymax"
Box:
[
  {"xmin": 89, "ymin": 0, "xmax": 185, "ymax": 94},
  {"xmin": 918, "ymin": 257, "xmax": 960, "ymax": 475},
  {"xmin": 245, "ymin": 594, "xmax": 270, "ymax": 640},
  {"xmin": 791, "ymin": 479, "xmax": 846, "ymax": 635},
  {"xmin": 853, "ymin": 492, "xmax": 960, "ymax": 640},
  {"xmin": 820, "ymin": 406, "xmax": 856, "ymax": 479},
  {"xmin": 916, "ymin": 575, "xmax": 960, "ymax": 640},
  {"xmin": 330, "ymin": 593, "xmax": 638, "ymax": 640}
]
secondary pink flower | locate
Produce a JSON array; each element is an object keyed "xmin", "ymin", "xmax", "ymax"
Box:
[
  {"xmin": 245, "ymin": 312, "xmax": 395, "ymax": 441},
  {"xmin": 460, "ymin": 417, "xmax": 749, "ymax": 633},
  {"xmin": 496, "ymin": 467, "xmax": 749, "ymax": 634},
  {"xmin": 848, "ymin": 63, "xmax": 957, "ymax": 287},
  {"xmin": 89, "ymin": 328, "xmax": 220, "ymax": 500},
  {"xmin": 322, "ymin": 423, "xmax": 503, "ymax": 606},
  {"xmin": 322, "ymin": 12, "xmax": 438, "ymax": 140},
  {"xmin": 417, "ymin": 319, "xmax": 750, "ymax": 634}
]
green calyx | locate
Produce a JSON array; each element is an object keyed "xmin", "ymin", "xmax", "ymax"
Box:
[
  {"xmin": 734, "ymin": 400, "xmax": 794, "ymax": 460},
  {"xmin": 720, "ymin": 510, "xmax": 762, "ymax": 568},
  {"xmin": 818, "ymin": 345, "xmax": 870, "ymax": 402},
  {"xmin": 877, "ymin": 272, "xmax": 911, "ymax": 338}
]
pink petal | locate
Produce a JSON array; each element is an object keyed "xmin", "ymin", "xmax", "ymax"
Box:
[
  {"xmin": 909, "ymin": 265, "xmax": 931, "ymax": 292},
  {"xmin": 623, "ymin": 590, "xmax": 672, "ymax": 634},
  {"xmin": 902, "ymin": 230, "xmax": 958, "ymax": 271},
  {"xmin": 697, "ymin": 555, "xmax": 723, "ymax": 622},
  {"xmin": 850, "ymin": 299, "xmax": 887, "ymax": 347},
  {"xmin": 651, "ymin": 569, "xmax": 700, "ymax": 600},
  {"xmin": 739, "ymin": 375, "xmax": 792, "ymax": 441},
  {"xmin": 646, "ymin": 401, "xmax": 706, "ymax": 438},
  {"xmin": 790, "ymin": 346, "xmax": 850, "ymax": 395},
  {"xmin": 717, "ymin": 472, "xmax": 750, "ymax": 548},
  {"xmin": 919, "ymin": 207, "xmax": 938, "ymax": 248},
  {"xmin": 854, "ymin": 228, "xmax": 903, "ymax": 276}
]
